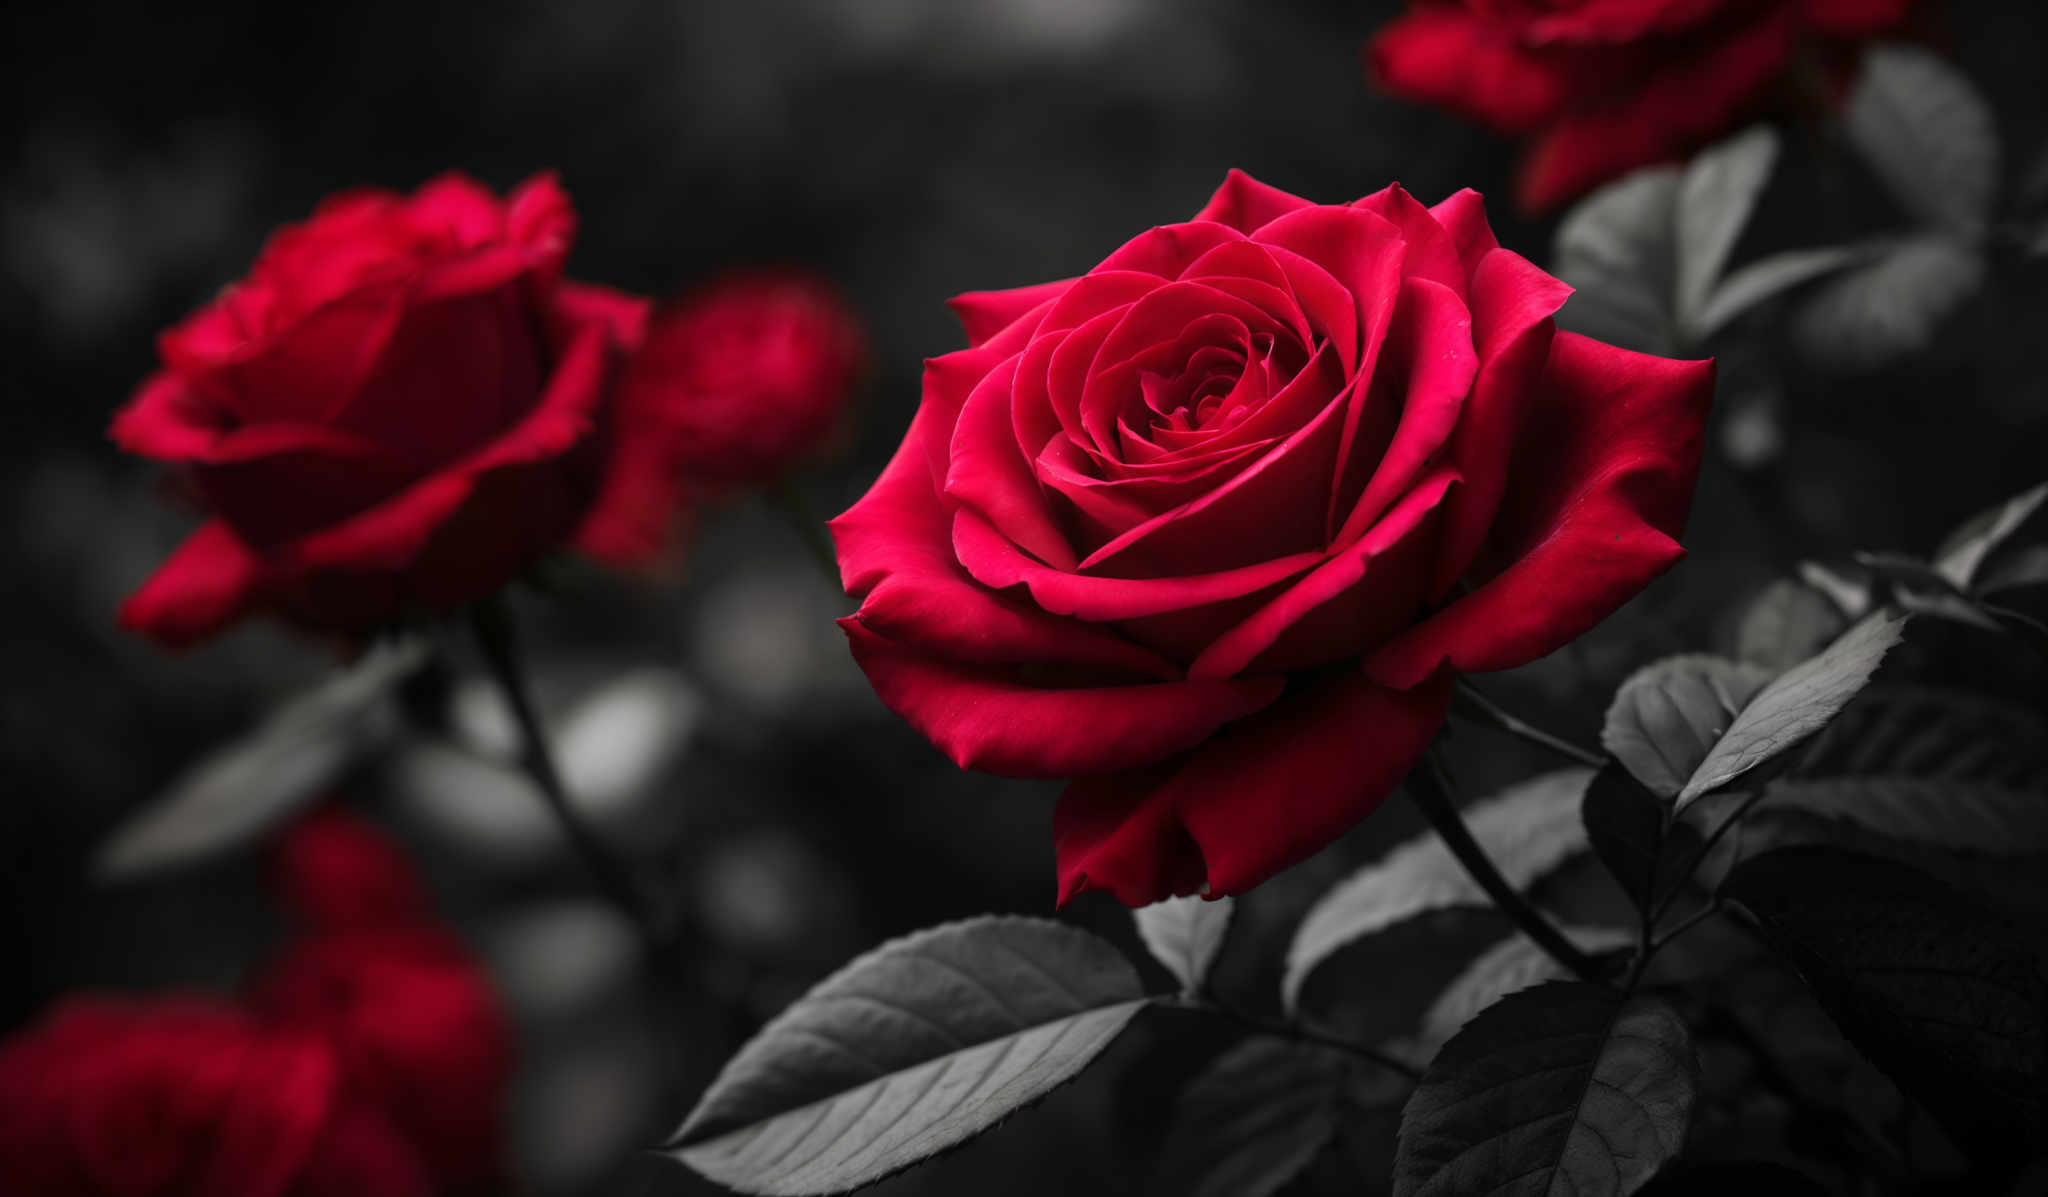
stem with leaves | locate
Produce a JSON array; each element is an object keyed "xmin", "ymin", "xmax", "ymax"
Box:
[
  {"xmin": 1409, "ymin": 756, "xmax": 1606, "ymax": 984},
  {"xmin": 470, "ymin": 596, "xmax": 665, "ymax": 940}
]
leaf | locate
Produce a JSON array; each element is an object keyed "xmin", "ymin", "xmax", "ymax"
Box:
[
  {"xmin": 1792, "ymin": 236, "xmax": 1984, "ymax": 372},
  {"xmin": 1674, "ymin": 126, "xmax": 1778, "ymax": 331},
  {"xmin": 1721, "ymin": 847, "xmax": 2048, "ymax": 1154},
  {"xmin": 94, "ymin": 640, "xmax": 427, "ymax": 881},
  {"xmin": 1844, "ymin": 44, "xmax": 2000, "ymax": 236},
  {"xmin": 1798, "ymin": 685, "xmax": 2048, "ymax": 787},
  {"xmin": 1761, "ymin": 776, "xmax": 2048, "ymax": 857},
  {"xmin": 1581, "ymin": 763, "xmax": 1703, "ymax": 912},
  {"xmin": 1979, "ymin": 544, "xmax": 2048, "ymax": 595},
  {"xmin": 1414, "ymin": 926, "xmax": 1637, "ymax": 1060},
  {"xmin": 1932, "ymin": 481, "xmax": 2048, "ymax": 590},
  {"xmin": 1676, "ymin": 614, "xmax": 1906, "ymax": 809},
  {"xmin": 1734, "ymin": 579, "xmax": 1848, "ymax": 672},
  {"xmin": 1553, "ymin": 168, "xmax": 1681, "ymax": 356},
  {"xmin": 1133, "ymin": 895, "xmax": 1233, "ymax": 995},
  {"xmin": 1796, "ymin": 560, "xmax": 1874, "ymax": 619},
  {"xmin": 1393, "ymin": 982, "xmax": 1696, "ymax": 1197},
  {"xmin": 1690, "ymin": 245, "xmax": 1864, "ymax": 342},
  {"xmin": 1603, "ymin": 654, "xmax": 1775, "ymax": 801},
  {"xmin": 1148, "ymin": 1039, "xmax": 1345, "ymax": 1197},
  {"xmin": 1284, "ymin": 769, "xmax": 1594, "ymax": 1010},
  {"xmin": 669, "ymin": 916, "xmax": 1148, "ymax": 1195}
]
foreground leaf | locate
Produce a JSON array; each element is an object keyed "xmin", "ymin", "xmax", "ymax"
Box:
[
  {"xmin": 1134, "ymin": 895, "xmax": 1233, "ymax": 996},
  {"xmin": 1603, "ymin": 654, "xmax": 1774, "ymax": 801},
  {"xmin": 1676, "ymin": 614, "xmax": 1906, "ymax": 809},
  {"xmin": 94, "ymin": 640, "xmax": 427, "ymax": 880},
  {"xmin": 1414, "ymin": 926, "xmax": 1637, "ymax": 1060},
  {"xmin": 1797, "ymin": 685, "xmax": 2048, "ymax": 787},
  {"xmin": 1844, "ymin": 44, "xmax": 2000, "ymax": 235},
  {"xmin": 1722, "ymin": 847, "xmax": 2047, "ymax": 1154},
  {"xmin": 1760, "ymin": 776, "xmax": 2047, "ymax": 857},
  {"xmin": 1394, "ymin": 982, "xmax": 1696, "ymax": 1197},
  {"xmin": 1581, "ymin": 763, "xmax": 1704, "ymax": 913},
  {"xmin": 1149, "ymin": 1039, "xmax": 1346, "ymax": 1197},
  {"xmin": 1284, "ymin": 769, "xmax": 1593, "ymax": 1009},
  {"xmin": 670, "ymin": 916, "xmax": 1148, "ymax": 1195}
]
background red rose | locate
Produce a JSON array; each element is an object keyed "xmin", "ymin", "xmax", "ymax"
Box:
[
  {"xmin": 832, "ymin": 170, "xmax": 1712, "ymax": 906},
  {"xmin": 0, "ymin": 999, "xmax": 431, "ymax": 1197},
  {"xmin": 1368, "ymin": 0, "xmax": 1917, "ymax": 212},
  {"xmin": 110, "ymin": 173, "xmax": 662, "ymax": 646}
]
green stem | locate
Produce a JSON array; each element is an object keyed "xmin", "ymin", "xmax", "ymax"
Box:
[
  {"xmin": 470, "ymin": 597, "xmax": 664, "ymax": 939},
  {"xmin": 1410, "ymin": 757, "xmax": 1605, "ymax": 983},
  {"xmin": 1451, "ymin": 681, "xmax": 1606, "ymax": 769}
]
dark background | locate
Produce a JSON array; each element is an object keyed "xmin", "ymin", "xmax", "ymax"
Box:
[{"xmin": 4, "ymin": 1, "xmax": 2045, "ymax": 1193}]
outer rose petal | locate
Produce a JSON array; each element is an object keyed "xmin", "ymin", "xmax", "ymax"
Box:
[
  {"xmin": 1428, "ymin": 189, "xmax": 1501, "ymax": 275},
  {"xmin": 1801, "ymin": 0, "xmax": 1913, "ymax": 36},
  {"xmin": 841, "ymin": 620, "xmax": 1284, "ymax": 780},
  {"xmin": 1369, "ymin": 332, "xmax": 1713, "ymax": 689},
  {"xmin": 947, "ymin": 279, "xmax": 1077, "ymax": 348},
  {"xmin": 1054, "ymin": 670, "xmax": 1453, "ymax": 905},
  {"xmin": 1368, "ymin": 6, "xmax": 1575, "ymax": 135},
  {"xmin": 1190, "ymin": 169, "xmax": 1316, "ymax": 235},
  {"xmin": 118, "ymin": 521, "xmax": 264, "ymax": 648}
]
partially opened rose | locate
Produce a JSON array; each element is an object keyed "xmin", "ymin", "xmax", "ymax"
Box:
[
  {"xmin": 832, "ymin": 171, "xmax": 1712, "ymax": 906},
  {"xmin": 112, "ymin": 173, "xmax": 662, "ymax": 646},
  {"xmin": 1368, "ymin": 0, "xmax": 1916, "ymax": 212}
]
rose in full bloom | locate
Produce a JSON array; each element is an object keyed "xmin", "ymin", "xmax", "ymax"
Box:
[
  {"xmin": 251, "ymin": 809, "xmax": 513, "ymax": 1191},
  {"xmin": 580, "ymin": 271, "xmax": 868, "ymax": 565},
  {"xmin": 1367, "ymin": 0, "xmax": 1917, "ymax": 212},
  {"xmin": 832, "ymin": 171, "xmax": 1712, "ymax": 906},
  {"xmin": 0, "ymin": 998, "xmax": 431, "ymax": 1197},
  {"xmin": 112, "ymin": 172, "xmax": 665, "ymax": 646}
]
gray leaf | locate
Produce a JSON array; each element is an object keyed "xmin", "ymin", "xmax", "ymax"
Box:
[
  {"xmin": 1762, "ymin": 776, "xmax": 2048, "ymax": 857},
  {"xmin": 1553, "ymin": 168, "xmax": 1682, "ymax": 356},
  {"xmin": 1793, "ymin": 237, "xmax": 1984, "ymax": 372},
  {"xmin": 1675, "ymin": 126, "xmax": 1779, "ymax": 331},
  {"xmin": 1735, "ymin": 579, "xmax": 1849, "ymax": 672},
  {"xmin": 1414, "ymin": 926, "xmax": 1637, "ymax": 1059},
  {"xmin": 1932, "ymin": 481, "xmax": 2048, "ymax": 590},
  {"xmin": 1134, "ymin": 894, "xmax": 1233, "ymax": 995},
  {"xmin": 1691, "ymin": 245, "xmax": 1864, "ymax": 342},
  {"xmin": 1603, "ymin": 654, "xmax": 1776, "ymax": 801},
  {"xmin": 1845, "ymin": 45, "xmax": 2000, "ymax": 236},
  {"xmin": 1149, "ymin": 1039, "xmax": 1345, "ymax": 1197}
]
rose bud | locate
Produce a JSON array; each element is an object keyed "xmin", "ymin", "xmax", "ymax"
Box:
[
  {"xmin": 270, "ymin": 805, "xmax": 432, "ymax": 935},
  {"xmin": 832, "ymin": 171, "xmax": 1713, "ymax": 906},
  {"xmin": 111, "ymin": 172, "xmax": 681, "ymax": 646},
  {"xmin": 0, "ymin": 997, "xmax": 431, "ymax": 1197},
  {"xmin": 1367, "ymin": 0, "xmax": 1918, "ymax": 212}
]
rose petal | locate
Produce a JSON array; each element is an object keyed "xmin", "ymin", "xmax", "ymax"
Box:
[
  {"xmin": 1801, "ymin": 0, "xmax": 1912, "ymax": 36},
  {"xmin": 117, "ymin": 522, "xmax": 265, "ymax": 648},
  {"xmin": 1094, "ymin": 221, "xmax": 1246, "ymax": 280},
  {"xmin": 841, "ymin": 620, "xmax": 1284, "ymax": 779},
  {"xmin": 948, "ymin": 279, "xmax": 1078, "ymax": 348},
  {"xmin": 1368, "ymin": 332, "xmax": 1713, "ymax": 688},
  {"xmin": 1352, "ymin": 183, "xmax": 1468, "ymax": 295},
  {"xmin": 1331, "ymin": 277, "xmax": 1474, "ymax": 544},
  {"xmin": 1054, "ymin": 670, "xmax": 1453, "ymax": 904},
  {"xmin": 1367, "ymin": 7, "xmax": 1575, "ymax": 135},
  {"xmin": 1428, "ymin": 189, "xmax": 1501, "ymax": 275},
  {"xmin": 109, "ymin": 373, "xmax": 229, "ymax": 461},
  {"xmin": 1190, "ymin": 169, "xmax": 1316, "ymax": 235}
]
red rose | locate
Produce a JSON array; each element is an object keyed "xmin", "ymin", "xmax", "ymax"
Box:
[
  {"xmin": 577, "ymin": 271, "xmax": 867, "ymax": 566},
  {"xmin": 1367, "ymin": 0, "xmax": 1916, "ymax": 212},
  {"xmin": 253, "ymin": 807, "xmax": 513, "ymax": 1191},
  {"xmin": 112, "ymin": 172, "xmax": 663, "ymax": 646},
  {"xmin": 0, "ymin": 998, "xmax": 430, "ymax": 1197},
  {"xmin": 831, "ymin": 171, "xmax": 1711, "ymax": 906}
]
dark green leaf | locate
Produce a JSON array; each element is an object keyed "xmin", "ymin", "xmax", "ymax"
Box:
[
  {"xmin": 1583, "ymin": 763, "xmax": 1704, "ymax": 911},
  {"xmin": 1415, "ymin": 926, "xmax": 1636, "ymax": 1059},
  {"xmin": 1793, "ymin": 236, "xmax": 1984, "ymax": 372},
  {"xmin": 1134, "ymin": 895, "xmax": 1233, "ymax": 996},
  {"xmin": 1677, "ymin": 614, "xmax": 1907, "ymax": 809},
  {"xmin": 1674, "ymin": 126, "xmax": 1778, "ymax": 331},
  {"xmin": 94, "ymin": 640, "xmax": 427, "ymax": 881},
  {"xmin": 1603, "ymin": 654, "xmax": 1774, "ymax": 801},
  {"xmin": 1734, "ymin": 579, "xmax": 1848, "ymax": 672},
  {"xmin": 1148, "ymin": 1039, "xmax": 1345, "ymax": 1197},
  {"xmin": 1762, "ymin": 776, "xmax": 2048, "ymax": 857},
  {"xmin": 1284, "ymin": 769, "xmax": 1593, "ymax": 1010},
  {"xmin": 1394, "ymin": 982, "xmax": 1696, "ymax": 1197},
  {"xmin": 670, "ymin": 916, "xmax": 1148, "ymax": 1195},
  {"xmin": 1844, "ymin": 45, "xmax": 2000, "ymax": 235},
  {"xmin": 1640, "ymin": 1161, "xmax": 1831, "ymax": 1196},
  {"xmin": 1554, "ymin": 169, "xmax": 1681, "ymax": 356},
  {"xmin": 1721, "ymin": 847, "xmax": 2048, "ymax": 1154},
  {"xmin": 1797, "ymin": 685, "xmax": 2048, "ymax": 787},
  {"xmin": 1933, "ymin": 481, "xmax": 2048, "ymax": 590}
]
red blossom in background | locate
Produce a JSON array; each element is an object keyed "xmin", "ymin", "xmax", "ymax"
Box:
[
  {"xmin": 1367, "ymin": 0, "xmax": 1918, "ymax": 212},
  {"xmin": 0, "ymin": 809, "xmax": 511, "ymax": 1196},
  {"xmin": 832, "ymin": 170, "xmax": 1713, "ymax": 907},
  {"xmin": 110, "ymin": 173, "xmax": 674, "ymax": 646}
]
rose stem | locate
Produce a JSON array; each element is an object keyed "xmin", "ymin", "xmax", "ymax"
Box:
[
  {"xmin": 1451, "ymin": 680, "xmax": 1605, "ymax": 768},
  {"xmin": 470, "ymin": 595, "xmax": 665, "ymax": 940},
  {"xmin": 1407, "ymin": 754, "xmax": 1605, "ymax": 983},
  {"xmin": 769, "ymin": 478, "xmax": 841, "ymax": 585}
]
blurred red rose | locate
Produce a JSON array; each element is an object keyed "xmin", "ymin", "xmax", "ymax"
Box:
[
  {"xmin": 0, "ymin": 998, "xmax": 431, "ymax": 1197},
  {"xmin": 111, "ymin": 172, "xmax": 668, "ymax": 646},
  {"xmin": 1367, "ymin": 0, "xmax": 1916, "ymax": 212},
  {"xmin": 252, "ymin": 807, "xmax": 513, "ymax": 1191},
  {"xmin": 832, "ymin": 170, "xmax": 1712, "ymax": 906},
  {"xmin": 578, "ymin": 271, "xmax": 866, "ymax": 566}
]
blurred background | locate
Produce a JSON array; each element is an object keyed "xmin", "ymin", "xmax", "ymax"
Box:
[{"xmin": 4, "ymin": 0, "xmax": 2046, "ymax": 1193}]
